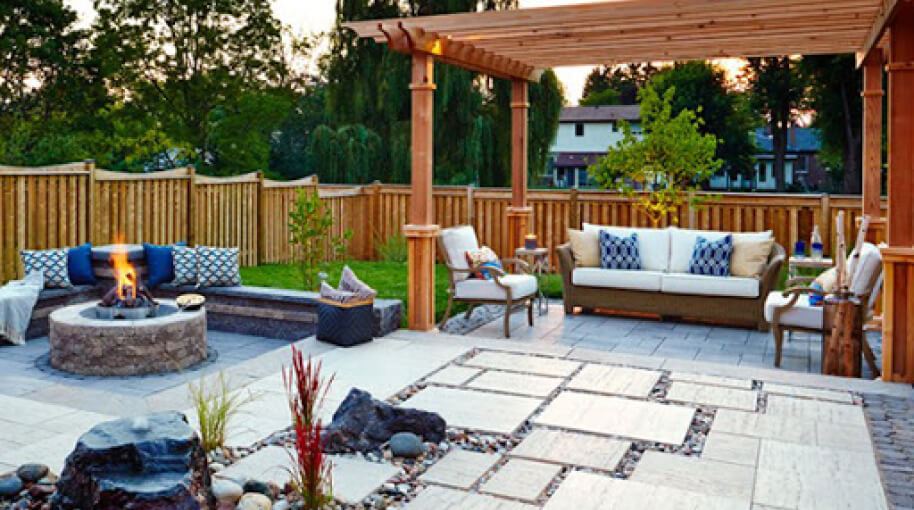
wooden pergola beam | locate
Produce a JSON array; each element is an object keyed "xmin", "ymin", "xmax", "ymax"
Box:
[{"xmin": 856, "ymin": 0, "xmax": 902, "ymax": 66}]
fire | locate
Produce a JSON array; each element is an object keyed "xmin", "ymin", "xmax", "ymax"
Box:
[{"xmin": 110, "ymin": 244, "xmax": 138, "ymax": 302}]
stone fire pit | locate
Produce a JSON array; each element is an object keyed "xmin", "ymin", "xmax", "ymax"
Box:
[{"xmin": 48, "ymin": 300, "xmax": 207, "ymax": 376}]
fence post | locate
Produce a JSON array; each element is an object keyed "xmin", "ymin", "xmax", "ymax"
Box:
[
  {"xmin": 687, "ymin": 190, "xmax": 697, "ymax": 229},
  {"xmin": 466, "ymin": 184, "xmax": 475, "ymax": 226},
  {"xmin": 369, "ymin": 180, "xmax": 382, "ymax": 259},
  {"xmin": 569, "ymin": 188, "xmax": 579, "ymax": 229},
  {"xmin": 256, "ymin": 171, "xmax": 265, "ymax": 265},
  {"xmin": 187, "ymin": 165, "xmax": 196, "ymax": 247},
  {"xmin": 84, "ymin": 159, "xmax": 96, "ymax": 245},
  {"xmin": 820, "ymin": 193, "xmax": 831, "ymax": 256}
]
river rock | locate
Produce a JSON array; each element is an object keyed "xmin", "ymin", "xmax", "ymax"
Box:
[
  {"xmin": 212, "ymin": 479, "xmax": 244, "ymax": 503},
  {"xmin": 16, "ymin": 463, "xmax": 49, "ymax": 483},
  {"xmin": 237, "ymin": 492, "xmax": 272, "ymax": 510},
  {"xmin": 389, "ymin": 432, "xmax": 425, "ymax": 458},
  {"xmin": 0, "ymin": 475, "xmax": 22, "ymax": 497},
  {"xmin": 323, "ymin": 389, "xmax": 446, "ymax": 454},
  {"xmin": 51, "ymin": 411, "xmax": 209, "ymax": 509},
  {"xmin": 242, "ymin": 480, "xmax": 272, "ymax": 499}
]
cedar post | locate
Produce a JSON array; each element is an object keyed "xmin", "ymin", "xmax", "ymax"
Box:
[
  {"xmin": 256, "ymin": 171, "xmax": 265, "ymax": 265},
  {"xmin": 404, "ymin": 53, "xmax": 439, "ymax": 331},
  {"xmin": 862, "ymin": 53, "xmax": 886, "ymax": 244},
  {"xmin": 882, "ymin": 4, "xmax": 914, "ymax": 383},
  {"xmin": 507, "ymin": 79, "xmax": 532, "ymax": 255},
  {"xmin": 187, "ymin": 165, "xmax": 196, "ymax": 247},
  {"xmin": 569, "ymin": 188, "xmax": 579, "ymax": 229},
  {"xmin": 370, "ymin": 180, "xmax": 382, "ymax": 260},
  {"xmin": 85, "ymin": 159, "xmax": 96, "ymax": 245}
]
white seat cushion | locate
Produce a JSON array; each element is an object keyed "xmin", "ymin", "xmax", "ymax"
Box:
[
  {"xmin": 668, "ymin": 227, "xmax": 772, "ymax": 274},
  {"xmin": 582, "ymin": 224, "xmax": 670, "ymax": 272},
  {"xmin": 572, "ymin": 268, "xmax": 663, "ymax": 291},
  {"xmin": 454, "ymin": 274, "xmax": 538, "ymax": 300},
  {"xmin": 440, "ymin": 225, "xmax": 480, "ymax": 282},
  {"xmin": 849, "ymin": 242, "xmax": 882, "ymax": 297},
  {"xmin": 661, "ymin": 273, "xmax": 760, "ymax": 298},
  {"xmin": 764, "ymin": 291, "xmax": 824, "ymax": 329}
]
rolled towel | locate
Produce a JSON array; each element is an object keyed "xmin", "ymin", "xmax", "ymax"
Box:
[
  {"xmin": 320, "ymin": 281, "xmax": 358, "ymax": 304},
  {"xmin": 339, "ymin": 265, "xmax": 377, "ymax": 301}
]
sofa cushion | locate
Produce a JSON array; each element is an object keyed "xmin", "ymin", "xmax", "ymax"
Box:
[
  {"xmin": 572, "ymin": 268, "xmax": 663, "ymax": 291},
  {"xmin": 669, "ymin": 228, "xmax": 772, "ymax": 274},
  {"xmin": 688, "ymin": 235, "xmax": 734, "ymax": 276},
  {"xmin": 661, "ymin": 273, "xmax": 759, "ymax": 298},
  {"xmin": 567, "ymin": 229, "xmax": 600, "ymax": 267},
  {"xmin": 599, "ymin": 231, "xmax": 642, "ymax": 270},
  {"xmin": 764, "ymin": 291, "xmax": 823, "ymax": 329},
  {"xmin": 454, "ymin": 274, "xmax": 537, "ymax": 300},
  {"xmin": 67, "ymin": 243, "xmax": 97, "ymax": 285},
  {"xmin": 582, "ymin": 224, "xmax": 669, "ymax": 272},
  {"xmin": 441, "ymin": 225, "xmax": 480, "ymax": 282},
  {"xmin": 731, "ymin": 238, "xmax": 774, "ymax": 277}
]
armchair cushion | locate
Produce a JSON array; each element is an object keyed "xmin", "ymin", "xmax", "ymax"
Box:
[
  {"xmin": 441, "ymin": 225, "xmax": 480, "ymax": 282},
  {"xmin": 764, "ymin": 291, "xmax": 823, "ymax": 329},
  {"xmin": 849, "ymin": 242, "xmax": 882, "ymax": 297},
  {"xmin": 454, "ymin": 274, "xmax": 537, "ymax": 301}
]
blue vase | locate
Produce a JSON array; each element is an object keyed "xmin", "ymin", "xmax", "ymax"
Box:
[{"xmin": 794, "ymin": 240, "xmax": 806, "ymax": 257}]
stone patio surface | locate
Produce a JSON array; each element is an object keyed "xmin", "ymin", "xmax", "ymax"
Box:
[{"xmin": 0, "ymin": 315, "xmax": 910, "ymax": 508}]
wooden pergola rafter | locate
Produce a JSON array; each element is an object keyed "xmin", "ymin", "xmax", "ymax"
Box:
[{"xmin": 345, "ymin": 0, "xmax": 914, "ymax": 383}]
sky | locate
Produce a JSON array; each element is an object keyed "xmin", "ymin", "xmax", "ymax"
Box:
[{"xmin": 65, "ymin": 0, "xmax": 743, "ymax": 104}]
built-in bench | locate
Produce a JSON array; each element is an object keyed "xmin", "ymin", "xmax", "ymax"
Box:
[{"xmin": 24, "ymin": 244, "xmax": 402, "ymax": 341}]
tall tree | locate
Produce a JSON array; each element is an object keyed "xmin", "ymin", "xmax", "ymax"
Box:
[
  {"xmin": 650, "ymin": 61, "xmax": 757, "ymax": 181},
  {"xmin": 801, "ymin": 55, "xmax": 863, "ymax": 193},
  {"xmin": 745, "ymin": 57, "xmax": 806, "ymax": 191},
  {"xmin": 581, "ymin": 63, "xmax": 659, "ymax": 106}
]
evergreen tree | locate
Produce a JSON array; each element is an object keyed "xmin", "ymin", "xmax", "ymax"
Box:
[{"xmin": 581, "ymin": 64, "xmax": 659, "ymax": 106}]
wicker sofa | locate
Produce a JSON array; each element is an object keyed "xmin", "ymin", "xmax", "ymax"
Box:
[{"xmin": 557, "ymin": 225, "xmax": 785, "ymax": 330}]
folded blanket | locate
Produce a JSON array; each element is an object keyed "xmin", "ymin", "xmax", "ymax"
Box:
[
  {"xmin": 0, "ymin": 271, "xmax": 44, "ymax": 346},
  {"xmin": 339, "ymin": 265, "xmax": 377, "ymax": 301}
]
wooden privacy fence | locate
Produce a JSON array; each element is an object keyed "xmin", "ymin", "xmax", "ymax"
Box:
[{"xmin": 0, "ymin": 161, "xmax": 883, "ymax": 283}]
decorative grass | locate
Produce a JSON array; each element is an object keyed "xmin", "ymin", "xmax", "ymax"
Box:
[{"xmin": 187, "ymin": 372, "xmax": 256, "ymax": 453}]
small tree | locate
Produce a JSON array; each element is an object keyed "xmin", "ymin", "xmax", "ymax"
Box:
[
  {"xmin": 589, "ymin": 85, "xmax": 723, "ymax": 226},
  {"xmin": 288, "ymin": 187, "xmax": 350, "ymax": 290}
]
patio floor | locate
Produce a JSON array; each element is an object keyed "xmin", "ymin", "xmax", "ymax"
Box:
[{"xmin": 0, "ymin": 322, "xmax": 911, "ymax": 508}]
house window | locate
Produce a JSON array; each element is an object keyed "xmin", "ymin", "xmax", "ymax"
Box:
[
  {"xmin": 794, "ymin": 156, "xmax": 807, "ymax": 173},
  {"xmin": 610, "ymin": 121, "xmax": 617, "ymax": 133},
  {"xmin": 575, "ymin": 123, "xmax": 584, "ymax": 137}
]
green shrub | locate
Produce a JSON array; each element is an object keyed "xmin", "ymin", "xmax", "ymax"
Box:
[{"xmin": 375, "ymin": 232, "xmax": 407, "ymax": 262}]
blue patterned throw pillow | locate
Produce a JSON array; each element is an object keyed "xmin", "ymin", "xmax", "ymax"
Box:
[
  {"xmin": 20, "ymin": 249, "xmax": 72, "ymax": 288},
  {"xmin": 172, "ymin": 246, "xmax": 198, "ymax": 286},
  {"xmin": 197, "ymin": 246, "xmax": 241, "ymax": 288},
  {"xmin": 599, "ymin": 231, "xmax": 642, "ymax": 270},
  {"xmin": 688, "ymin": 235, "xmax": 734, "ymax": 276}
]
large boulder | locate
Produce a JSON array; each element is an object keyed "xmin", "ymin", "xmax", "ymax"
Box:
[
  {"xmin": 322, "ymin": 388, "xmax": 446, "ymax": 454},
  {"xmin": 52, "ymin": 412, "xmax": 209, "ymax": 510}
]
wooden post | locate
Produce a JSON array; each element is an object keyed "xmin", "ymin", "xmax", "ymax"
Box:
[
  {"xmin": 862, "ymin": 53, "xmax": 886, "ymax": 244},
  {"xmin": 404, "ymin": 53, "xmax": 439, "ymax": 331},
  {"xmin": 466, "ymin": 184, "xmax": 474, "ymax": 226},
  {"xmin": 256, "ymin": 171, "xmax": 265, "ymax": 265},
  {"xmin": 187, "ymin": 165, "xmax": 197, "ymax": 247},
  {"xmin": 370, "ymin": 180, "xmax": 382, "ymax": 260},
  {"xmin": 882, "ymin": 4, "xmax": 914, "ymax": 383},
  {"xmin": 506, "ymin": 79, "xmax": 532, "ymax": 255},
  {"xmin": 85, "ymin": 159, "xmax": 96, "ymax": 245},
  {"xmin": 569, "ymin": 188, "xmax": 579, "ymax": 229},
  {"xmin": 819, "ymin": 194, "xmax": 831, "ymax": 256}
]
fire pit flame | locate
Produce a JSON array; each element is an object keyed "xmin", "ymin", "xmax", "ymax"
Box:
[{"xmin": 97, "ymin": 243, "xmax": 158, "ymax": 319}]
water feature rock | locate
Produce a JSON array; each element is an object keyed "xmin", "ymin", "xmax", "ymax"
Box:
[
  {"xmin": 242, "ymin": 480, "xmax": 272, "ymax": 499},
  {"xmin": 51, "ymin": 411, "xmax": 209, "ymax": 509},
  {"xmin": 237, "ymin": 492, "xmax": 272, "ymax": 510},
  {"xmin": 212, "ymin": 479, "xmax": 244, "ymax": 503},
  {"xmin": 0, "ymin": 475, "xmax": 22, "ymax": 497},
  {"xmin": 16, "ymin": 463, "xmax": 49, "ymax": 483},
  {"xmin": 389, "ymin": 432, "xmax": 425, "ymax": 458},
  {"xmin": 323, "ymin": 388, "xmax": 446, "ymax": 454}
]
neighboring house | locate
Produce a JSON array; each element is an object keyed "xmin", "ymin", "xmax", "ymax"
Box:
[
  {"xmin": 708, "ymin": 127, "xmax": 827, "ymax": 191},
  {"xmin": 546, "ymin": 105, "xmax": 641, "ymax": 188},
  {"xmin": 547, "ymin": 106, "xmax": 826, "ymax": 192}
]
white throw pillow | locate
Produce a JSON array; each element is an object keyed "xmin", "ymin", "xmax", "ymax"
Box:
[
  {"xmin": 197, "ymin": 246, "xmax": 241, "ymax": 288},
  {"xmin": 582, "ymin": 224, "xmax": 670, "ymax": 272},
  {"xmin": 669, "ymin": 227, "xmax": 772, "ymax": 274}
]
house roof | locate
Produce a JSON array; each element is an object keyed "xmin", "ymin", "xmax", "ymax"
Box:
[
  {"xmin": 552, "ymin": 152, "xmax": 604, "ymax": 168},
  {"xmin": 754, "ymin": 127, "xmax": 822, "ymax": 153},
  {"xmin": 560, "ymin": 106, "xmax": 640, "ymax": 123}
]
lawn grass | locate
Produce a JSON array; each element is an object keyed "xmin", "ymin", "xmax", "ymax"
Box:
[{"xmin": 240, "ymin": 260, "xmax": 563, "ymax": 325}]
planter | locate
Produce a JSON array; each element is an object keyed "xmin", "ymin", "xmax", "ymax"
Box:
[{"xmin": 316, "ymin": 298, "xmax": 374, "ymax": 347}]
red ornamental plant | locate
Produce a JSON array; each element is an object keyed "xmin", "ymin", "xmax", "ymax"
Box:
[{"xmin": 283, "ymin": 345, "xmax": 335, "ymax": 508}]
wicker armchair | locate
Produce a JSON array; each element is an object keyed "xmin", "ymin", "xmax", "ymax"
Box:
[{"xmin": 438, "ymin": 225, "xmax": 537, "ymax": 338}]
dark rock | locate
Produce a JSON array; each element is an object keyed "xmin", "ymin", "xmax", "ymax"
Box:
[
  {"xmin": 241, "ymin": 480, "xmax": 272, "ymax": 499},
  {"xmin": 322, "ymin": 388, "xmax": 445, "ymax": 454},
  {"xmin": 16, "ymin": 464, "xmax": 49, "ymax": 483},
  {"xmin": 51, "ymin": 412, "xmax": 209, "ymax": 510},
  {"xmin": 389, "ymin": 432, "xmax": 425, "ymax": 458},
  {"xmin": 0, "ymin": 474, "xmax": 22, "ymax": 497}
]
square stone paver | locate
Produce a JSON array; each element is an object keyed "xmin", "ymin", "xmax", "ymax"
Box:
[
  {"xmin": 630, "ymin": 451, "xmax": 755, "ymax": 502},
  {"xmin": 404, "ymin": 386, "xmax": 543, "ymax": 434},
  {"xmin": 702, "ymin": 431, "xmax": 760, "ymax": 467},
  {"xmin": 534, "ymin": 391, "xmax": 695, "ymax": 445},
  {"xmin": 543, "ymin": 471, "xmax": 750, "ymax": 510},
  {"xmin": 713, "ymin": 409, "xmax": 873, "ymax": 451},
  {"xmin": 425, "ymin": 365, "xmax": 482, "ymax": 386},
  {"xmin": 481, "ymin": 458, "xmax": 562, "ymax": 502},
  {"xmin": 753, "ymin": 439, "xmax": 887, "ymax": 510},
  {"xmin": 509, "ymin": 428, "xmax": 630, "ymax": 471},
  {"xmin": 566, "ymin": 364, "xmax": 662, "ymax": 397},
  {"xmin": 462, "ymin": 351, "xmax": 581, "ymax": 377},
  {"xmin": 665, "ymin": 382, "xmax": 758, "ymax": 411},
  {"xmin": 419, "ymin": 449, "xmax": 500, "ymax": 489},
  {"xmin": 669, "ymin": 372, "xmax": 753, "ymax": 390},
  {"xmin": 468, "ymin": 371, "xmax": 564, "ymax": 397},
  {"xmin": 407, "ymin": 486, "xmax": 537, "ymax": 510},
  {"xmin": 762, "ymin": 382, "xmax": 854, "ymax": 404},
  {"xmin": 765, "ymin": 395, "xmax": 866, "ymax": 428}
]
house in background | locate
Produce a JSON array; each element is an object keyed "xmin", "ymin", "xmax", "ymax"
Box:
[
  {"xmin": 545, "ymin": 105, "xmax": 641, "ymax": 188},
  {"xmin": 709, "ymin": 126, "xmax": 827, "ymax": 191},
  {"xmin": 547, "ymin": 106, "xmax": 827, "ymax": 192}
]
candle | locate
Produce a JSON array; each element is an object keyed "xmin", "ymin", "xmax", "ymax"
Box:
[{"xmin": 524, "ymin": 234, "xmax": 538, "ymax": 250}]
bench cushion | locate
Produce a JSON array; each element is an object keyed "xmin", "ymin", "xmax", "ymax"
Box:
[
  {"xmin": 454, "ymin": 274, "xmax": 537, "ymax": 300},
  {"xmin": 582, "ymin": 224, "xmax": 670, "ymax": 272},
  {"xmin": 764, "ymin": 291, "xmax": 823, "ymax": 329},
  {"xmin": 669, "ymin": 228, "xmax": 772, "ymax": 274},
  {"xmin": 572, "ymin": 268, "xmax": 663, "ymax": 292},
  {"xmin": 661, "ymin": 273, "xmax": 760, "ymax": 298}
]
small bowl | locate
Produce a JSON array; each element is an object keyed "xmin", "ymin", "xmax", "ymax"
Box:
[{"xmin": 177, "ymin": 294, "xmax": 206, "ymax": 311}]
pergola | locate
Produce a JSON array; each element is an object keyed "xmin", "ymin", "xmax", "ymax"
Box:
[{"xmin": 345, "ymin": 0, "xmax": 914, "ymax": 382}]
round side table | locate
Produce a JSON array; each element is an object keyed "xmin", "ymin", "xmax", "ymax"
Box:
[{"xmin": 515, "ymin": 246, "xmax": 549, "ymax": 316}]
